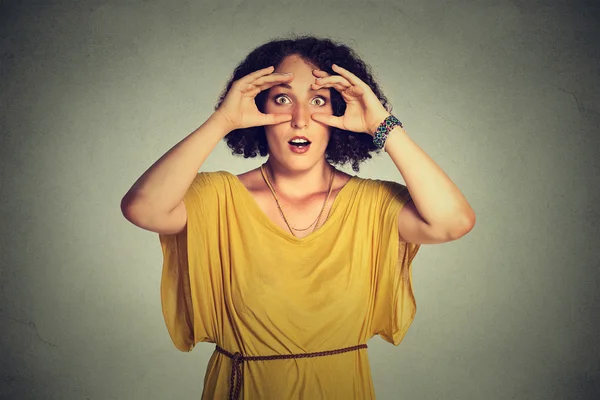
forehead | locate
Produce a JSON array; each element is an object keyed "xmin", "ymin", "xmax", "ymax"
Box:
[
  {"xmin": 271, "ymin": 54, "xmax": 327, "ymax": 94},
  {"xmin": 274, "ymin": 54, "xmax": 318, "ymax": 73}
]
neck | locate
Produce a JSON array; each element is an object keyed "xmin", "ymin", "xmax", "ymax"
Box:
[{"xmin": 264, "ymin": 158, "xmax": 333, "ymax": 202}]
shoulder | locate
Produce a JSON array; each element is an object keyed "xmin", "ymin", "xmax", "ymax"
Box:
[
  {"xmin": 351, "ymin": 176, "xmax": 408, "ymax": 198},
  {"xmin": 185, "ymin": 171, "xmax": 235, "ymax": 199},
  {"xmin": 236, "ymin": 168, "xmax": 263, "ymax": 191},
  {"xmin": 378, "ymin": 179, "xmax": 409, "ymax": 196},
  {"xmin": 192, "ymin": 170, "xmax": 232, "ymax": 186}
]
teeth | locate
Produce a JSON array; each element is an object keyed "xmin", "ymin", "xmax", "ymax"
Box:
[{"xmin": 290, "ymin": 139, "xmax": 310, "ymax": 144}]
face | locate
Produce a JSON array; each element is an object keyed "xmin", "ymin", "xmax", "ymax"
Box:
[{"xmin": 263, "ymin": 54, "xmax": 334, "ymax": 170}]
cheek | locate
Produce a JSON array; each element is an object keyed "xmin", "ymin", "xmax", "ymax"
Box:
[
  {"xmin": 263, "ymin": 101, "xmax": 285, "ymax": 115},
  {"xmin": 263, "ymin": 126, "xmax": 283, "ymax": 142},
  {"xmin": 319, "ymin": 100, "xmax": 334, "ymax": 114}
]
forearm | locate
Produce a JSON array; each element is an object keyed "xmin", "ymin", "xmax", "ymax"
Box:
[
  {"xmin": 121, "ymin": 111, "xmax": 233, "ymax": 217},
  {"xmin": 383, "ymin": 126, "xmax": 475, "ymax": 230}
]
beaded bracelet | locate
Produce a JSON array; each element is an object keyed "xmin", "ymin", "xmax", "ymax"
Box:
[{"xmin": 373, "ymin": 115, "xmax": 403, "ymax": 149}]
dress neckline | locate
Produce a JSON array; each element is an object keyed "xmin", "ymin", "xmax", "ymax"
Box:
[{"xmin": 221, "ymin": 170, "xmax": 359, "ymax": 243}]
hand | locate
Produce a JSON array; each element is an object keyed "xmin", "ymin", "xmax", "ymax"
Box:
[
  {"xmin": 310, "ymin": 64, "xmax": 391, "ymax": 136},
  {"xmin": 215, "ymin": 66, "xmax": 294, "ymax": 131}
]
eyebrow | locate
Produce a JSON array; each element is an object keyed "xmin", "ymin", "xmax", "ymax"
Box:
[{"xmin": 275, "ymin": 83, "xmax": 328, "ymax": 92}]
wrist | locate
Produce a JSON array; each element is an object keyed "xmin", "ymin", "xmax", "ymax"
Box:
[
  {"xmin": 372, "ymin": 114, "xmax": 403, "ymax": 149},
  {"xmin": 211, "ymin": 110, "xmax": 237, "ymax": 133},
  {"xmin": 368, "ymin": 113, "xmax": 391, "ymax": 136}
]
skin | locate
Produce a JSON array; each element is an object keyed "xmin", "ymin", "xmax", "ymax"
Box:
[
  {"xmin": 236, "ymin": 55, "xmax": 353, "ymax": 238},
  {"xmin": 311, "ymin": 63, "xmax": 476, "ymax": 243},
  {"xmin": 121, "ymin": 52, "xmax": 474, "ymax": 242},
  {"xmin": 238, "ymin": 54, "xmax": 475, "ymax": 243}
]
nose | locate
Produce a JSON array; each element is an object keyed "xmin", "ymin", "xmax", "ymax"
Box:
[{"xmin": 291, "ymin": 105, "xmax": 309, "ymax": 129}]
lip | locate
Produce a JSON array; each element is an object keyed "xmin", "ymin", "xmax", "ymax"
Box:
[
  {"xmin": 288, "ymin": 142, "xmax": 311, "ymax": 154},
  {"xmin": 288, "ymin": 135, "xmax": 312, "ymax": 144}
]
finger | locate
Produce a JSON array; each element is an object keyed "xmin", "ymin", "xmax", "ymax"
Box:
[
  {"xmin": 331, "ymin": 64, "xmax": 364, "ymax": 87},
  {"xmin": 314, "ymin": 75, "xmax": 352, "ymax": 90},
  {"xmin": 311, "ymin": 82, "xmax": 351, "ymax": 93},
  {"xmin": 312, "ymin": 69, "xmax": 331, "ymax": 78},
  {"xmin": 311, "ymin": 113, "xmax": 344, "ymax": 130},
  {"xmin": 240, "ymin": 73, "xmax": 293, "ymax": 97},
  {"xmin": 243, "ymin": 85, "xmax": 262, "ymax": 97},
  {"xmin": 253, "ymin": 73, "xmax": 294, "ymax": 91},
  {"xmin": 262, "ymin": 113, "xmax": 293, "ymax": 126},
  {"xmin": 239, "ymin": 66, "xmax": 275, "ymax": 84}
]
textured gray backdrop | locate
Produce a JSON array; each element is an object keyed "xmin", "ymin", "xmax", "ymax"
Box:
[{"xmin": 1, "ymin": 0, "xmax": 599, "ymax": 399}]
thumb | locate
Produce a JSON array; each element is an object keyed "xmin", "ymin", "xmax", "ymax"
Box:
[{"xmin": 311, "ymin": 113, "xmax": 343, "ymax": 129}]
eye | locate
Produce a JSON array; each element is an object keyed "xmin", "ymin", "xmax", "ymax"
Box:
[
  {"xmin": 274, "ymin": 94, "xmax": 291, "ymax": 105},
  {"xmin": 312, "ymin": 97, "xmax": 327, "ymax": 106},
  {"xmin": 273, "ymin": 94, "xmax": 328, "ymax": 106}
]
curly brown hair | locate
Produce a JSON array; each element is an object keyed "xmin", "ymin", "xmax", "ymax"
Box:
[{"xmin": 214, "ymin": 34, "xmax": 393, "ymax": 172}]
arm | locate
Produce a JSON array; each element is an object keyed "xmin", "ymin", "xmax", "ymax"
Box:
[
  {"xmin": 120, "ymin": 66, "xmax": 296, "ymax": 234},
  {"xmin": 308, "ymin": 63, "xmax": 475, "ymax": 244},
  {"xmin": 380, "ymin": 123, "xmax": 476, "ymax": 244},
  {"xmin": 120, "ymin": 112, "xmax": 233, "ymax": 234}
]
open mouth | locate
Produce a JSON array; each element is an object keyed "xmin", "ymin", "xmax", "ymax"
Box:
[{"xmin": 288, "ymin": 139, "xmax": 312, "ymax": 147}]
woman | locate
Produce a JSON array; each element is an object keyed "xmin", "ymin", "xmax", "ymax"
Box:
[{"xmin": 121, "ymin": 35, "xmax": 475, "ymax": 399}]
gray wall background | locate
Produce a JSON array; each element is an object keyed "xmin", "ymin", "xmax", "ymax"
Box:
[{"xmin": 1, "ymin": 0, "xmax": 599, "ymax": 399}]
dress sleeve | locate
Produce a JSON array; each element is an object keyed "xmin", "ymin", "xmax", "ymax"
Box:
[
  {"xmin": 158, "ymin": 172, "xmax": 221, "ymax": 352},
  {"xmin": 370, "ymin": 180, "xmax": 421, "ymax": 346}
]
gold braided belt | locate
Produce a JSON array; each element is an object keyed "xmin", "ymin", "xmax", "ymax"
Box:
[{"xmin": 215, "ymin": 343, "xmax": 368, "ymax": 400}]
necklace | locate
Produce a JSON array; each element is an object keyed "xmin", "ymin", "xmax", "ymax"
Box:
[{"xmin": 260, "ymin": 163, "xmax": 336, "ymax": 237}]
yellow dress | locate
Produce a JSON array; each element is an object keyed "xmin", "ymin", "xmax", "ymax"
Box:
[{"xmin": 159, "ymin": 171, "xmax": 420, "ymax": 399}]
